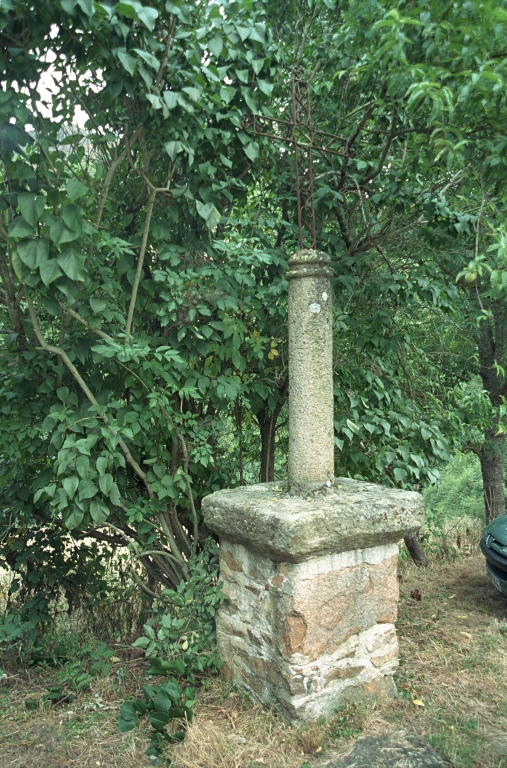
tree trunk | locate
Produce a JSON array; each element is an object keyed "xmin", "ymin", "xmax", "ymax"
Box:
[
  {"xmin": 258, "ymin": 412, "xmax": 276, "ymax": 483},
  {"xmin": 404, "ymin": 530, "xmax": 429, "ymax": 567},
  {"xmin": 479, "ymin": 430, "xmax": 505, "ymax": 524},
  {"xmin": 476, "ymin": 301, "xmax": 507, "ymax": 523},
  {"xmin": 256, "ymin": 376, "xmax": 289, "ymax": 484}
]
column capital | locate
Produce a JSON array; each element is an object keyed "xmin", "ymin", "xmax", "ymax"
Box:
[{"xmin": 287, "ymin": 249, "xmax": 333, "ymax": 281}]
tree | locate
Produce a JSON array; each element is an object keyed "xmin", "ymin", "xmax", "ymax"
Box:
[{"xmin": 4, "ymin": 0, "xmax": 503, "ymax": 620}]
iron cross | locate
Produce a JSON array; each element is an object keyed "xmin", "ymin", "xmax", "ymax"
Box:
[{"xmin": 242, "ymin": 69, "xmax": 347, "ymax": 250}]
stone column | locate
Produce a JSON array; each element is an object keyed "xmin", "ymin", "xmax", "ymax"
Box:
[
  {"xmin": 287, "ymin": 250, "xmax": 334, "ymax": 491},
  {"xmin": 202, "ymin": 249, "xmax": 426, "ymax": 722}
]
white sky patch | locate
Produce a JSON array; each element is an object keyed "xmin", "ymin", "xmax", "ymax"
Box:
[{"xmin": 35, "ymin": 51, "xmax": 89, "ymax": 129}]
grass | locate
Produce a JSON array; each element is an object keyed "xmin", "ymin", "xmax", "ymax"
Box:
[{"xmin": 1, "ymin": 549, "xmax": 507, "ymax": 767}]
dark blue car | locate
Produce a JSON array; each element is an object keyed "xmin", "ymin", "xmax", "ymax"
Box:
[{"xmin": 480, "ymin": 514, "xmax": 507, "ymax": 597}]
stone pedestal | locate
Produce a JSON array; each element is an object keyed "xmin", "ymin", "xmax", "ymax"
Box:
[{"xmin": 202, "ymin": 478, "xmax": 425, "ymax": 720}]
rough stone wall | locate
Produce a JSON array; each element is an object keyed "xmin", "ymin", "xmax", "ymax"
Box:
[{"xmin": 217, "ymin": 539, "xmax": 399, "ymax": 720}]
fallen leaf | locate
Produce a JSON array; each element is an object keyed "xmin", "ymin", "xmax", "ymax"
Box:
[
  {"xmin": 413, "ymin": 699, "xmax": 425, "ymax": 707},
  {"xmin": 315, "ymin": 746, "xmax": 323, "ymax": 753},
  {"xmin": 461, "ymin": 631, "xmax": 472, "ymax": 639},
  {"xmin": 457, "ymin": 615, "xmax": 467, "ymax": 619}
]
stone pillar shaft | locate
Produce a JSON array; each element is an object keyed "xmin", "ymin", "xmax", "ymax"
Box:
[{"xmin": 287, "ymin": 250, "xmax": 334, "ymax": 491}]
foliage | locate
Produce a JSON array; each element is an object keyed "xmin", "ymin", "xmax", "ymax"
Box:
[
  {"xmin": 0, "ymin": 611, "xmax": 38, "ymax": 660},
  {"xmin": 3, "ymin": 0, "xmax": 507, "ymax": 660},
  {"xmin": 423, "ymin": 452, "xmax": 485, "ymax": 533},
  {"xmin": 132, "ymin": 539, "xmax": 224, "ymax": 675},
  {"xmin": 119, "ymin": 673, "xmax": 195, "ymax": 766},
  {"xmin": 24, "ymin": 640, "xmax": 115, "ymax": 708},
  {"xmin": 120, "ymin": 540, "xmax": 222, "ymax": 763}
]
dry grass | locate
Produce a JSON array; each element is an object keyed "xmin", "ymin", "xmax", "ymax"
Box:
[
  {"xmin": 383, "ymin": 552, "xmax": 507, "ymax": 767},
  {"xmin": 167, "ymin": 683, "xmax": 332, "ymax": 768},
  {"xmin": 0, "ymin": 661, "xmax": 152, "ymax": 767},
  {"xmin": 1, "ymin": 551, "xmax": 507, "ymax": 768}
]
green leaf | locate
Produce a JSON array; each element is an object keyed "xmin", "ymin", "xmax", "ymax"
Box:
[
  {"xmin": 120, "ymin": 702, "xmax": 138, "ymax": 721},
  {"xmin": 62, "ymin": 475, "xmax": 79, "ymax": 500},
  {"xmin": 76, "ymin": 455, "xmax": 91, "ymax": 478},
  {"xmin": 134, "ymin": 49, "xmax": 160, "ymax": 70},
  {"xmin": 132, "ymin": 636, "xmax": 150, "ymax": 648},
  {"xmin": 61, "ymin": 0, "xmax": 77, "ymax": 13},
  {"xmin": 164, "ymin": 140, "xmax": 183, "ymax": 160},
  {"xmin": 57, "ymin": 250, "xmax": 85, "ymax": 282},
  {"xmin": 220, "ymin": 152, "xmax": 232, "ymax": 168},
  {"xmin": 40, "ymin": 259, "xmax": 63, "ymax": 286},
  {"xmin": 96, "ymin": 456, "xmax": 108, "ymax": 476},
  {"xmin": 118, "ymin": 702, "xmax": 138, "ymax": 731},
  {"xmin": 149, "ymin": 711, "xmax": 170, "ymax": 730},
  {"xmin": 159, "ymin": 679, "xmax": 181, "ymax": 702},
  {"xmin": 76, "ymin": 0, "xmax": 94, "ymax": 16},
  {"xmin": 252, "ymin": 58, "xmax": 264, "ymax": 75},
  {"xmin": 17, "ymin": 238, "xmax": 49, "ymax": 270},
  {"xmin": 62, "ymin": 204, "xmax": 82, "ymax": 232},
  {"xmin": 78, "ymin": 478, "xmax": 98, "ymax": 501},
  {"xmin": 8, "ymin": 216, "xmax": 34, "ymax": 239},
  {"xmin": 50, "ymin": 220, "xmax": 79, "ymax": 245},
  {"xmin": 249, "ymin": 25, "xmax": 265, "ymax": 43},
  {"xmin": 11, "ymin": 248, "xmax": 23, "ymax": 278},
  {"xmin": 219, "ymin": 86, "xmax": 236, "ymax": 105},
  {"xmin": 257, "ymin": 79, "xmax": 273, "ymax": 97},
  {"xmin": 208, "ymin": 33, "xmax": 223, "ymax": 57},
  {"xmin": 66, "ymin": 178, "xmax": 88, "ymax": 202},
  {"xmin": 182, "ymin": 86, "xmax": 202, "ymax": 102},
  {"xmin": 137, "ymin": 4, "xmax": 158, "ymax": 30},
  {"xmin": 243, "ymin": 141, "xmax": 259, "ymax": 162},
  {"xmin": 109, "ymin": 482, "xmax": 121, "ymax": 506},
  {"xmin": 117, "ymin": 49, "xmax": 137, "ymax": 76},
  {"xmin": 116, "ymin": 1, "xmax": 138, "ymax": 19},
  {"xmin": 241, "ymin": 87, "xmax": 257, "ymax": 113},
  {"xmin": 163, "ymin": 91, "xmax": 179, "ymax": 110},
  {"xmin": 177, "ymin": 94, "xmax": 194, "ymax": 113},
  {"xmin": 196, "ymin": 201, "xmax": 221, "ymax": 230},
  {"xmin": 99, "ymin": 473, "xmax": 113, "ymax": 495},
  {"xmin": 90, "ymin": 498, "xmax": 109, "ymax": 524},
  {"xmin": 65, "ymin": 507, "xmax": 85, "ymax": 529},
  {"xmin": 147, "ymin": 94, "xmax": 163, "ymax": 109},
  {"xmin": 346, "ymin": 419, "xmax": 359, "ymax": 434},
  {"xmin": 90, "ymin": 298, "xmax": 107, "ymax": 313},
  {"xmin": 18, "ymin": 193, "xmax": 45, "ymax": 226},
  {"xmin": 236, "ymin": 68, "xmax": 249, "ymax": 83}
]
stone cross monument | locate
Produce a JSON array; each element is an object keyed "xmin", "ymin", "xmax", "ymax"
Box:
[{"xmin": 202, "ymin": 249, "xmax": 424, "ymax": 720}]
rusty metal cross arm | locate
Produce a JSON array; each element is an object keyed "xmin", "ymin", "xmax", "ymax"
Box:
[{"xmin": 242, "ymin": 72, "xmax": 347, "ymax": 250}]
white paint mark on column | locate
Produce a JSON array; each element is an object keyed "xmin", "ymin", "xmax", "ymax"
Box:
[
  {"xmin": 309, "ymin": 303, "xmax": 321, "ymax": 314},
  {"xmin": 322, "ymin": 292, "xmax": 328, "ymax": 301}
]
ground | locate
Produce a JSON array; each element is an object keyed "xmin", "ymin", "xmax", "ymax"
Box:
[{"xmin": 1, "ymin": 551, "xmax": 506, "ymax": 768}]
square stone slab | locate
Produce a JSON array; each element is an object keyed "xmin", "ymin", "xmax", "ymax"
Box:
[{"xmin": 202, "ymin": 477, "xmax": 425, "ymax": 563}]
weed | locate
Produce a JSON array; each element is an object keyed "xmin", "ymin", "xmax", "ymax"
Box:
[{"xmin": 328, "ymin": 706, "xmax": 361, "ymax": 742}]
